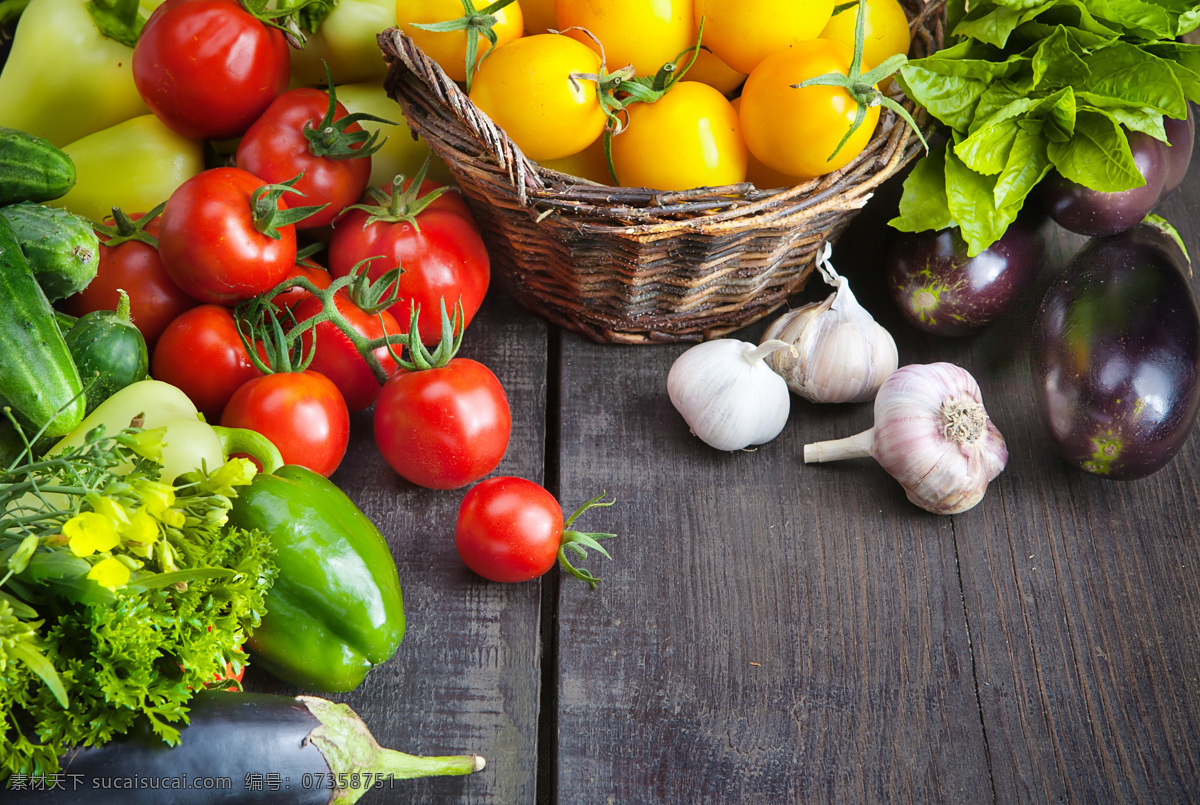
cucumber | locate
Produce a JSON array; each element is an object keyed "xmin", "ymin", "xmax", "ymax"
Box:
[
  {"xmin": 0, "ymin": 126, "xmax": 76, "ymax": 205},
  {"xmin": 0, "ymin": 215, "xmax": 85, "ymax": 439},
  {"xmin": 1, "ymin": 201, "xmax": 100, "ymax": 300},
  {"xmin": 64, "ymin": 292, "xmax": 149, "ymax": 414}
]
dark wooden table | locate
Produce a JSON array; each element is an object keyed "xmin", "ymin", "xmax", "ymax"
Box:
[{"xmin": 247, "ymin": 159, "xmax": 1200, "ymax": 805}]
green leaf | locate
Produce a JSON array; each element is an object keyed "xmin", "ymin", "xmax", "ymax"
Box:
[
  {"xmin": 1083, "ymin": 0, "xmax": 1176, "ymax": 38},
  {"xmin": 1088, "ymin": 104, "xmax": 1168, "ymax": 142},
  {"xmin": 945, "ymin": 146, "xmax": 1021, "ymax": 256},
  {"xmin": 954, "ymin": 1, "xmax": 1057, "ymax": 48},
  {"xmin": 1077, "ymin": 42, "xmax": 1187, "ymax": 119},
  {"xmin": 124, "ymin": 567, "xmax": 233, "ymax": 593},
  {"xmin": 1029, "ymin": 25, "xmax": 1091, "ymax": 89},
  {"xmin": 994, "ymin": 125, "xmax": 1053, "ymax": 211},
  {"xmin": 1011, "ymin": 20, "xmax": 1118, "ymax": 50},
  {"xmin": 1143, "ymin": 43, "xmax": 1200, "ymax": 105},
  {"xmin": 10, "ymin": 640, "xmax": 69, "ymax": 708},
  {"xmin": 1047, "ymin": 108, "xmax": 1143, "ymax": 191},
  {"xmin": 889, "ymin": 146, "xmax": 955, "ymax": 233},
  {"xmin": 899, "ymin": 43, "xmax": 1025, "ymax": 132},
  {"xmin": 85, "ymin": 0, "xmax": 145, "ymax": 48},
  {"xmin": 955, "ymin": 104, "xmax": 1029, "ymax": 175}
]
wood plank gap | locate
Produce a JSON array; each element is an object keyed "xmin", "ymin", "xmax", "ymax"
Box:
[
  {"xmin": 536, "ymin": 326, "xmax": 565, "ymax": 805},
  {"xmin": 952, "ymin": 512, "xmax": 1000, "ymax": 804}
]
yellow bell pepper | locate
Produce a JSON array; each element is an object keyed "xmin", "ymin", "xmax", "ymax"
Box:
[{"xmin": 49, "ymin": 115, "xmax": 204, "ymax": 222}]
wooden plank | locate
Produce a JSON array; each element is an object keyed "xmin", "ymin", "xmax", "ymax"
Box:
[
  {"xmin": 245, "ymin": 298, "xmax": 548, "ymax": 805},
  {"xmin": 549, "ymin": 281, "xmax": 991, "ymax": 802}
]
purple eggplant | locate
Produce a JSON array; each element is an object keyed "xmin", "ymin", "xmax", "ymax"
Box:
[
  {"xmin": 1162, "ymin": 105, "xmax": 1195, "ymax": 198},
  {"xmin": 1032, "ymin": 218, "xmax": 1200, "ymax": 479},
  {"xmin": 885, "ymin": 216, "xmax": 1046, "ymax": 336},
  {"xmin": 1039, "ymin": 129, "xmax": 1168, "ymax": 237}
]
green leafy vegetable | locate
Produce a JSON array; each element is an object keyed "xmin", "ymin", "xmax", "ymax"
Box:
[
  {"xmin": 893, "ymin": 0, "xmax": 1200, "ymax": 254},
  {"xmin": 0, "ymin": 420, "xmax": 276, "ymax": 779}
]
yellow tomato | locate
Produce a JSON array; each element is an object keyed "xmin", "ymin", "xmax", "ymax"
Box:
[
  {"xmin": 694, "ymin": 0, "xmax": 836, "ymax": 75},
  {"xmin": 739, "ymin": 39, "xmax": 879, "ymax": 179},
  {"xmin": 820, "ymin": 0, "xmax": 912, "ymax": 69},
  {"xmin": 540, "ymin": 137, "xmax": 614, "ymax": 185},
  {"xmin": 556, "ymin": 0, "xmax": 694, "ymax": 76},
  {"xmin": 469, "ymin": 34, "xmax": 608, "ymax": 162},
  {"xmin": 398, "ymin": 0, "xmax": 524, "ymax": 84},
  {"xmin": 521, "ymin": 0, "xmax": 557, "ymax": 34},
  {"xmin": 611, "ymin": 81, "xmax": 747, "ymax": 191},
  {"xmin": 684, "ymin": 43, "xmax": 746, "ymax": 96},
  {"xmin": 730, "ymin": 96, "xmax": 803, "ymax": 188}
]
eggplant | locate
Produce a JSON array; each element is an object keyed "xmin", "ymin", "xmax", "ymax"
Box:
[
  {"xmin": 885, "ymin": 216, "xmax": 1046, "ymax": 336},
  {"xmin": 1032, "ymin": 217, "xmax": 1200, "ymax": 479},
  {"xmin": 1039, "ymin": 128, "xmax": 1168, "ymax": 238},
  {"xmin": 6, "ymin": 691, "xmax": 484, "ymax": 804},
  {"xmin": 1162, "ymin": 105, "xmax": 1195, "ymax": 198}
]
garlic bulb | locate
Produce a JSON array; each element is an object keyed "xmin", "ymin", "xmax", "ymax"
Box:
[
  {"xmin": 762, "ymin": 243, "xmax": 898, "ymax": 403},
  {"xmin": 667, "ymin": 338, "xmax": 794, "ymax": 451},
  {"xmin": 803, "ymin": 362, "xmax": 1008, "ymax": 514}
]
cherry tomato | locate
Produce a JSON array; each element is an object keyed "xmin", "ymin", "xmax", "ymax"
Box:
[
  {"xmin": 221, "ymin": 370, "xmax": 350, "ymax": 478},
  {"xmin": 539, "ymin": 137, "xmax": 614, "ymax": 185},
  {"xmin": 373, "ymin": 358, "xmax": 510, "ymax": 490},
  {"xmin": 739, "ymin": 39, "xmax": 880, "ymax": 179},
  {"xmin": 729, "ymin": 96, "xmax": 803, "ymax": 189},
  {"xmin": 151, "ymin": 305, "xmax": 264, "ymax": 421},
  {"xmin": 611, "ymin": 81, "xmax": 747, "ymax": 191},
  {"xmin": 62, "ymin": 214, "xmax": 198, "ymax": 352},
  {"xmin": 235, "ymin": 88, "xmax": 373, "ymax": 229},
  {"xmin": 469, "ymin": 34, "xmax": 608, "ymax": 162},
  {"xmin": 398, "ymin": 0, "xmax": 524, "ymax": 84},
  {"xmin": 328, "ymin": 182, "xmax": 490, "ymax": 345},
  {"xmin": 158, "ymin": 167, "xmax": 299, "ymax": 305},
  {"xmin": 132, "ymin": 0, "xmax": 290, "ymax": 141},
  {"xmin": 271, "ymin": 259, "xmax": 334, "ymax": 312},
  {"xmin": 455, "ymin": 476, "xmax": 564, "ymax": 582},
  {"xmin": 557, "ymin": 0, "xmax": 693, "ymax": 76},
  {"xmin": 820, "ymin": 0, "xmax": 912, "ymax": 70},
  {"xmin": 291, "ymin": 291, "xmax": 402, "ymax": 412},
  {"xmin": 694, "ymin": 0, "xmax": 836, "ymax": 75}
]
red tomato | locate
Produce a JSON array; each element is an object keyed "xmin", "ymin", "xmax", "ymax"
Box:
[
  {"xmin": 373, "ymin": 358, "xmax": 510, "ymax": 489},
  {"xmin": 455, "ymin": 477, "xmax": 564, "ymax": 583},
  {"xmin": 152, "ymin": 305, "xmax": 264, "ymax": 421},
  {"xmin": 291, "ymin": 291, "xmax": 402, "ymax": 412},
  {"xmin": 158, "ymin": 167, "xmax": 298, "ymax": 305},
  {"xmin": 328, "ymin": 182, "xmax": 490, "ymax": 344},
  {"xmin": 132, "ymin": 0, "xmax": 290, "ymax": 141},
  {"xmin": 235, "ymin": 88, "xmax": 373, "ymax": 229},
  {"xmin": 62, "ymin": 215, "xmax": 198, "ymax": 352},
  {"xmin": 221, "ymin": 371, "xmax": 350, "ymax": 478},
  {"xmin": 271, "ymin": 259, "xmax": 334, "ymax": 312}
]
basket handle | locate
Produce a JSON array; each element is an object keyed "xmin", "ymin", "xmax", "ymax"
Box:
[{"xmin": 377, "ymin": 28, "xmax": 543, "ymax": 207}]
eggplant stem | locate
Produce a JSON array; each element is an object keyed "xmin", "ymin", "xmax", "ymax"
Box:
[{"xmin": 803, "ymin": 428, "xmax": 875, "ymax": 463}]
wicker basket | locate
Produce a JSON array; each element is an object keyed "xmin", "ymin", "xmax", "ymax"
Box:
[{"xmin": 378, "ymin": 2, "xmax": 945, "ymax": 344}]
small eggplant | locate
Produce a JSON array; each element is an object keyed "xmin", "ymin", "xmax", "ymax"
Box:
[
  {"xmin": 1162, "ymin": 106, "xmax": 1195, "ymax": 198},
  {"xmin": 885, "ymin": 216, "xmax": 1045, "ymax": 336},
  {"xmin": 7, "ymin": 691, "xmax": 484, "ymax": 804},
  {"xmin": 1032, "ymin": 217, "xmax": 1200, "ymax": 479}
]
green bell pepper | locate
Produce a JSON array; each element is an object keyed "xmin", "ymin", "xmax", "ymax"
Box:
[{"xmin": 227, "ymin": 464, "xmax": 405, "ymax": 693}]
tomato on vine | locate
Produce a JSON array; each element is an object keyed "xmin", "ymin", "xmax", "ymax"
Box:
[
  {"xmin": 373, "ymin": 301, "xmax": 510, "ymax": 490},
  {"xmin": 132, "ymin": 0, "xmax": 291, "ymax": 140},
  {"xmin": 455, "ymin": 477, "xmax": 616, "ymax": 586}
]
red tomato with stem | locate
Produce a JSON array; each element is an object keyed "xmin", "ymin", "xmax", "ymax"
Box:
[
  {"xmin": 63, "ymin": 211, "xmax": 198, "ymax": 352},
  {"xmin": 158, "ymin": 167, "xmax": 308, "ymax": 305},
  {"xmin": 328, "ymin": 177, "xmax": 489, "ymax": 345},
  {"xmin": 373, "ymin": 353, "xmax": 510, "ymax": 490},
  {"xmin": 271, "ymin": 257, "xmax": 334, "ymax": 313},
  {"xmin": 235, "ymin": 87, "xmax": 377, "ymax": 229},
  {"xmin": 132, "ymin": 0, "xmax": 290, "ymax": 141},
  {"xmin": 151, "ymin": 305, "xmax": 265, "ymax": 421},
  {"xmin": 221, "ymin": 370, "xmax": 350, "ymax": 478},
  {"xmin": 291, "ymin": 290, "xmax": 402, "ymax": 412},
  {"xmin": 455, "ymin": 477, "xmax": 616, "ymax": 585}
]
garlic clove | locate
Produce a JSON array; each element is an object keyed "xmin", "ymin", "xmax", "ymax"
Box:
[{"xmin": 667, "ymin": 339, "xmax": 793, "ymax": 452}]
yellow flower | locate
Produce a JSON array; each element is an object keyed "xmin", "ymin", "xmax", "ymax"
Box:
[
  {"xmin": 88, "ymin": 494, "xmax": 129, "ymax": 527},
  {"xmin": 63, "ymin": 512, "xmax": 121, "ymax": 557},
  {"xmin": 116, "ymin": 426, "xmax": 167, "ymax": 463},
  {"xmin": 159, "ymin": 508, "xmax": 186, "ymax": 529},
  {"xmin": 131, "ymin": 478, "xmax": 176, "ymax": 518},
  {"xmin": 204, "ymin": 457, "xmax": 258, "ymax": 496},
  {"xmin": 121, "ymin": 509, "xmax": 159, "ymax": 545},
  {"xmin": 87, "ymin": 556, "xmax": 130, "ymax": 590}
]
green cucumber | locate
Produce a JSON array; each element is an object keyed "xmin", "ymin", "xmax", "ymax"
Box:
[
  {"xmin": 64, "ymin": 291, "xmax": 149, "ymax": 414},
  {"xmin": 0, "ymin": 214, "xmax": 85, "ymax": 439},
  {"xmin": 1, "ymin": 201, "xmax": 100, "ymax": 300},
  {"xmin": 0, "ymin": 126, "xmax": 76, "ymax": 205}
]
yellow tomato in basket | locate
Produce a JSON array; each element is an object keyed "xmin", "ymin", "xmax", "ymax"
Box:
[
  {"xmin": 729, "ymin": 96, "xmax": 804, "ymax": 189},
  {"xmin": 694, "ymin": 0, "xmax": 836, "ymax": 75},
  {"xmin": 397, "ymin": 0, "xmax": 524, "ymax": 84},
  {"xmin": 521, "ymin": 0, "xmax": 558, "ymax": 34},
  {"xmin": 684, "ymin": 42, "xmax": 746, "ymax": 97},
  {"xmin": 610, "ymin": 81, "xmax": 747, "ymax": 191},
  {"xmin": 820, "ymin": 0, "xmax": 912, "ymax": 69},
  {"xmin": 739, "ymin": 39, "xmax": 879, "ymax": 180},
  {"xmin": 556, "ymin": 0, "xmax": 694, "ymax": 76},
  {"xmin": 469, "ymin": 34, "xmax": 608, "ymax": 162}
]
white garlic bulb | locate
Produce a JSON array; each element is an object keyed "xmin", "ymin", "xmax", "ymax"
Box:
[
  {"xmin": 803, "ymin": 362, "xmax": 1008, "ymax": 514},
  {"xmin": 762, "ymin": 243, "xmax": 898, "ymax": 403},
  {"xmin": 667, "ymin": 338, "xmax": 794, "ymax": 451}
]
